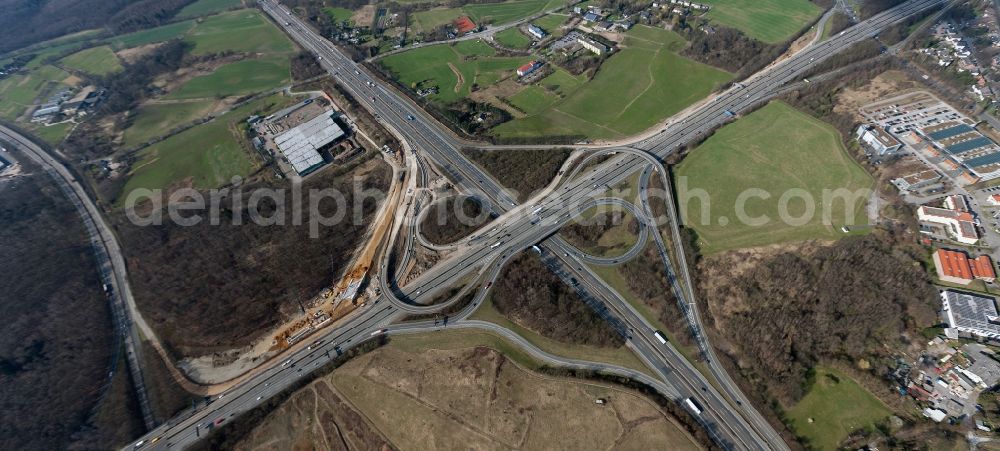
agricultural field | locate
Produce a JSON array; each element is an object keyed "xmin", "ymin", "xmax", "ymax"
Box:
[
  {"xmin": 184, "ymin": 9, "xmax": 296, "ymax": 56},
  {"xmin": 122, "ymin": 99, "xmax": 221, "ymax": 147},
  {"xmin": 324, "ymin": 7, "xmax": 354, "ymax": 25},
  {"xmin": 1, "ymin": 29, "xmax": 104, "ymax": 61},
  {"xmin": 508, "ymin": 85, "xmax": 559, "ymax": 114},
  {"xmin": 673, "ymin": 101, "xmax": 873, "ymax": 254},
  {"xmin": 494, "ymin": 25, "xmax": 731, "ymax": 139},
  {"xmin": 379, "ymin": 39, "xmax": 525, "ymax": 104},
  {"xmin": 494, "ymin": 27, "xmax": 532, "ymax": 49},
  {"xmin": 106, "ymin": 9, "xmax": 294, "ymax": 56},
  {"xmin": 787, "ymin": 367, "xmax": 891, "ymax": 451},
  {"xmin": 118, "ymin": 94, "xmax": 297, "ymax": 200},
  {"xmin": 465, "ymin": 0, "xmax": 565, "ymax": 24},
  {"xmin": 176, "ymin": 0, "xmax": 245, "ymax": 19},
  {"xmin": 0, "ymin": 64, "xmax": 74, "ymax": 120},
  {"xmin": 164, "ymin": 57, "xmax": 290, "ymax": 100},
  {"xmin": 533, "ymin": 13, "xmax": 569, "ymax": 32},
  {"xmin": 411, "ymin": 0, "xmax": 564, "ymax": 33},
  {"xmin": 700, "ymin": 0, "xmax": 822, "ymax": 44},
  {"xmin": 107, "ymin": 20, "xmax": 197, "ymax": 50},
  {"xmin": 58, "ymin": 45, "xmax": 123, "ymax": 76},
  {"xmin": 326, "ymin": 333, "xmax": 701, "ymax": 450},
  {"xmin": 27, "ymin": 122, "xmax": 74, "ymax": 145}
]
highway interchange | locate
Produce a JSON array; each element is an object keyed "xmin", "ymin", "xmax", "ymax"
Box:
[{"xmin": 1, "ymin": 0, "xmax": 936, "ymax": 448}]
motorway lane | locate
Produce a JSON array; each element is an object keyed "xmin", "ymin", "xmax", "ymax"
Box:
[{"xmin": 127, "ymin": 1, "xmax": 948, "ymax": 448}]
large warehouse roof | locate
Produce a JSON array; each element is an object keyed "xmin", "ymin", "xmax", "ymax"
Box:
[
  {"xmin": 946, "ymin": 136, "xmax": 994, "ymax": 154},
  {"xmin": 928, "ymin": 123, "xmax": 975, "ymax": 141},
  {"xmin": 942, "ymin": 290, "xmax": 1000, "ymax": 339},
  {"xmin": 273, "ymin": 110, "xmax": 344, "ymax": 175}
]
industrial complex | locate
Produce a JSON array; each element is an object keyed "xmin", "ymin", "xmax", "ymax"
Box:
[{"xmin": 251, "ymin": 96, "xmax": 351, "ymax": 177}]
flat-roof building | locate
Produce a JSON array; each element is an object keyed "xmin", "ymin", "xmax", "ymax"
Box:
[
  {"xmin": 273, "ymin": 110, "xmax": 344, "ymax": 176},
  {"xmin": 942, "ymin": 290, "xmax": 1000, "ymax": 339},
  {"xmin": 577, "ymin": 35, "xmax": 609, "ymax": 55},
  {"xmin": 856, "ymin": 124, "xmax": 902, "ymax": 155},
  {"xmin": 917, "ymin": 121, "xmax": 1000, "ymax": 181},
  {"xmin": 917, "ymin": 205, "xmax": 979, "ymax": 244},
  {"xmin": 891, "ymin": 169, "xmax": 942, "ymax": 192}
]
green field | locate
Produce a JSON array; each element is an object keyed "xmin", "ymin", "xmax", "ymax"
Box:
[
  {"xmin": 177, "ymin": 0, "xmax": 244, "ymax": 19},
  {"xmin": 787, "ymin": 367, "xmax": 891, "ymax": 450},
  {"xmin": 538, "ymin": 68, "xmax": 586, "ymax": 96},
  {"xmin": 412, "ymin": 0, "xmax": 564, "ymax": 33},
  {"xmin": 494, "ymin": 25, "xmax": 731, "ymax": 139},
  {"xmin": 674, "ymin": 101, "xmax": 873, "ymax": 254},
  {"xmin": 494, "ymin": 27, "xmax": 532, "ymax": 49},
  {"xmin": 107, "ymin": 9, "xmax": 294, "ymax": 55},
  {"xmin": 123, "ymin": 100, "xmax": 219, "ymax": 147},
  {"xmin": 108, "ymin": 20, "xmax": 197, "ymax": 50},
  {"xmin": 412, "ymin": 8, "xmax": 466, "ymax": 33},
  {"xmin": 164, "ymin": 57, "xmax": 289, "ymax": 100},
  {"xmin": 119, "ymin": 94, "xmax": 296, "ymax": 200},
  {"xmin": 184, "ymin": 9, "xmax": 296, "ymax": 55},
  {"xmin": 465, "ymin": 0, "xmax": 564, "ymax": 24},
  {"xmin": 380, "ymin": 39, "xmax": 524, "ymax": 104},
  {"xmin": 28, "ymin": 121, "xmax": 74, "ymax": 145},
  {"xmin": 700, "ymin": 0, "xmax": 822, "ymax": 44},
  {"xmin": 115, "ymin": 9, "xmax": 296, "ymax": 101},
  {"xmin": 59, "ymin": 46, "xmax": 123, "ymax": 76},
  {"xmin": 508, "ymin": 85, "xmax": 558, "ymax": 114},
  {"xmin": 1, "ymin": 29, "xmax": 104, "ymax": 62},
  {"xmin": 533, "ymin": 13, "xmax": 568, "ymax": 32},
  {"xmin": 324, "ymin": 7, "xmax": 354, "ymax": 25},
  {"xmin": 0, "ymin": 65, "xmax": 73, "ymax": 120}
]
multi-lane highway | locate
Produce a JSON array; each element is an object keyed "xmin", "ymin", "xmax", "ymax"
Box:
[{"xmin": 122, "ymin": 0, "xmax": 950, "ymax": 448}]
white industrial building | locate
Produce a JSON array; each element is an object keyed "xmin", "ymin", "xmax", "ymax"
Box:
[
  {"xmin": 856, "ymin": 124, "xmax": 902, "ymax": 155},
  {"xmin": 273, "ymin": 110, "xmax": 344, "ymax": 175},
  {"xmin": 941, "ymin": 290, "xmax": 1000, "ymax": 339},
  {"xmin": 527, "ymin": 24, "xmax": 547, "ymax": 39},
  {"xmin": 577, "ymin": 35, "xmax": 609, "ymax": 55}
]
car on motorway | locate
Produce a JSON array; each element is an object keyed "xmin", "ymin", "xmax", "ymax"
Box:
[
  {"xmin": 407, "ymin": 115, "xmax": 415, "ymax": 120},
  {"xmin": 256, "ymin": 396, "xmax": 263, "ymax": 401},
  {"xmin": 281, "ymin": 359, "xmax": 292, "ymax": 367}
]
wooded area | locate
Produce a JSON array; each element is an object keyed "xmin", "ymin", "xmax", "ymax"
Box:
[
  {"xmin": 0, "ymin": 0, "xmax": 196, "ymax": 54},
  {"xmin": 461, "ymin": 147, "xmax": 572, "ymax": 201},
  {"xmin": 0, "ymin": 164, "xmax": 142, "ymax": 449},
  {"xmin": 696, "ymin": 232, "xmax": 938, "ymax": 406},
  {"xmin": 117, "ymin": 156, "xmax": 392, "ymax": 358},
  {"xmin": 420, "ymin": 195, "xmax": 490, "ymax": 245},
  {"xmin": 492, "ymin": 253, "xmax": 624, "ymax": 348}
]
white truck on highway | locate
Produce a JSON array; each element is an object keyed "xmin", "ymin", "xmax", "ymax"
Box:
[
  {"xmin": 653, "ymin": 330, "xmax": 668, "ymax": 344},
  {"xmin": 684, "ymin": 397, "xmax": 704, "ymax": 415}
]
